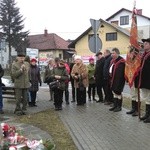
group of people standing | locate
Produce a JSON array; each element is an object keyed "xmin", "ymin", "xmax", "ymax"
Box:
[
  {"xmin": 54, "ymin": 37, "xmax": 150, "ymax": 124},
  {"xmin": 0, "ymin": 38, "xmax": 150, "ymax": 123},
  {"xmin": 86, "ymin": 48, "xmax": 125, "ymax": 113},
  {"xmin": 85, "ymin": 37, "xmax": 150, "ymax": 124}
]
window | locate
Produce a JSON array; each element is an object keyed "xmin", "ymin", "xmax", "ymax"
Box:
[
  {"xmin": 120, "ymin": 16, "xmax": 129, "ymax": 25},
  {"xmin": 106, "ymin": 32, "xmax": 117, "ymax": 41},
  {"xmin": 59, "ymin": 54, "xmax": 62, "ymax": 59}
]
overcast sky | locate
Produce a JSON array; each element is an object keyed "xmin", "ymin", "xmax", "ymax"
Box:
[{"xmin": 15, "ymin": 0, "xmax": 150, "ymax": 40}]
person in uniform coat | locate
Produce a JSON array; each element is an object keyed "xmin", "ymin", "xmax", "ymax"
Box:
[
  {"xmin": 109, "ymin": 48, "xmax": 125, "ymax": 112},
  {"xmin": 11, "ymin": 53, "xmax": 30, "ymax": 115},
  {"xmin": 125, "ymin": 47, "xmax": 141, "ymax": 117},
  {"xmin": 138, "ymin": 38, "xmax": 150, "ymax": 123}
]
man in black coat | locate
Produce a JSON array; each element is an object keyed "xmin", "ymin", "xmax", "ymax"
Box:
[
  {"xmin": 109, "ymin": 48, "xmax": 125, "ymax": 112},
  {"xmin": 94, "ymin": 52, "xmax": 105, "ymax": 102},
  {"xmin": 103, "ymin": 49, "xmax": 113, "ymax": 105},
  {"xmin": 138, "ymin": 38, "xmax": 150, "ymax": 123}
]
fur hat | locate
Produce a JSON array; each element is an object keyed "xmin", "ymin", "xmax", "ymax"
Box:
[{"xmin": 74, "ymin": 55, "xmax": 82, "ymax": 60}]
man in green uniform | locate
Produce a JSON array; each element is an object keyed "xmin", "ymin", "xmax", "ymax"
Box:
[{"xmin": 11, "ymin": 53, "xmax": 30, "ymax": 115}]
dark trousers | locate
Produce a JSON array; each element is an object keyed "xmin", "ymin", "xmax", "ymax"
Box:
[
  {"xmin": 103, "ymin": 79, "xmax": 113, "ymax": 102},
  {"xmin": 96, "ymin": 85, "xmax": 104, "ymax": 101},
  {"xmin": 65, "ymin": 83, "xmax": 69, "ymax": 102},
  {"xmin": 30, "ymin": 91, "xmax": 37, "ymax": 105},
  {"xmin": 48, "ymin": 84, "xmax": 54, "ymax": 101},
  {"xmin": 54, "ymin": 88, "xmax": 63, "ymax": 108},
  {"xmin": 88, "ymin": 83, "xmax": 96, "ymax": 99},
  {"xmin": 0, "ymin": 85, "xmax": 3, "ymax": 110},
  {"xmin": 71, "ymin": 80, "xmax": 75, "ymax": 101},
  {"xmin": 76, "ymin": 87, "xmax": 86, "ymax": 105}
]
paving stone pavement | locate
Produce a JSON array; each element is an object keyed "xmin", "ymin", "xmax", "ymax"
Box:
[{"xmin": 1, "ymin": 85, "xmax": 150, "ymax": 150}]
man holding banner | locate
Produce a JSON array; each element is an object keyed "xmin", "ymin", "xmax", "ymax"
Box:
[
  {"xmin": 125, "ymin": 46, "xmax": 141, "ymax": 116},
  {"xmin": 125, "ymin": 1, "xmax": 150, "ymax": 123},
  {"xmin": 124, "ymin": 3, "xmax": 141, "ymax": 117}
]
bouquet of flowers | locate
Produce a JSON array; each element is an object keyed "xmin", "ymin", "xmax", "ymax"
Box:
[{"xmin": 0, "ymin": 123, "xmax": 55, "ymax": 150}]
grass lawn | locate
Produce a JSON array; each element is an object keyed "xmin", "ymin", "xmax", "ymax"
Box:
[{"xmin": 14, "ymin": 109, "xmax": 78, "ymax": 150}]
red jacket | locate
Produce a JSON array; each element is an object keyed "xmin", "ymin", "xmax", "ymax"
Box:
[{"xmin": 64, "ymin": 63, "xmax": 70, "ymax": 83}]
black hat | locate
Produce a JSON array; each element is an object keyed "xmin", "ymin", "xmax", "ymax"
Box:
[
  {"xmin": 17, "ymin": 52, "xmax": 26, "ymax": 57},
  {"xmin": 142, "ymin": 38, "xmax": 150, "ymax": 43},
  {"xmin": 95, "ymin": 51, "xmax": 102, "ymax": 56}
]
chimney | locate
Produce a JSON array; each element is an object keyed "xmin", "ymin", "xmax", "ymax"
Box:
[
  {"xmin": 44, "ymin": 29, "xmax": 48, "ymax": 36},
  {"xmin": 137, "ymin": 9, "xmax": 142, "ymax": 15}
]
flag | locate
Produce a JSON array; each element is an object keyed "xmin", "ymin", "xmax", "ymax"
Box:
[
  {"xmin": 125, "ymin": 4, "xmax": 141, "ymax": 88},
  {"xmin": 125, "ymin": 48, "xmax": 141, "ymax": 87},
  {"xmin": 129, "ymin": 6, "xmax": 140, "ymax": 50}
]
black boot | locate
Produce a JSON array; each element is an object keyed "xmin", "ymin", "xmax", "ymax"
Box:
[
  {"xmin": 144, "ymin": 116, "xmax": 150, "ymax": 123},
  {"xmin": 92, "ymin": 90, "xmax": 96, "ymax": 101},
  {"xmin": 140, "ymin": 104, "xmax": 150, "ymax": 120},
  {"xmin": 65, "ymin": 90, "xmax": 69, "ymax": 104},
  {"xmin": 113, "ymin": 99, "xmax": 122, "ymax": 112},
  {"xmin": 109, "ymin": 98, "xmax": 118, "ymax": 111},
  {"xmin": 71, "ymin": 98, "xmax": 75, "ymax": 102},
  {"xmin": 126, "ymin": 100, "xmax": 136, "ymax": 114},
  {"xmin": 132, "ymin": 102, "xmax": 140, "ymax": 117}
]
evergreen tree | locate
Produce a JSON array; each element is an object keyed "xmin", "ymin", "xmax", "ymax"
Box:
[{"xmin": 0, "ymin": 0, "xmax": 29, "ymax": 63}]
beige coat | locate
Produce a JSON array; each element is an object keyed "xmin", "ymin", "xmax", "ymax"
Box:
[{"xmin": 71, "ymin": 63, "xmax": 88, "ymax": 88}]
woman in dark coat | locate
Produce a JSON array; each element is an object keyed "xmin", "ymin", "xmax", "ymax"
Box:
[
  {"xmin": 29, "ymin": 58, "xmax": 42, "ymax": 107},
  {"xmin": 50, "ymin": 60, "xmax": 69, "ymax": 110}
]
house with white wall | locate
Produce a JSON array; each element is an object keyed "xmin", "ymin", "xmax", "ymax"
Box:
[{"xmin": 106, "ymin": 8, "xmax": 150, "ymax": 39}]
